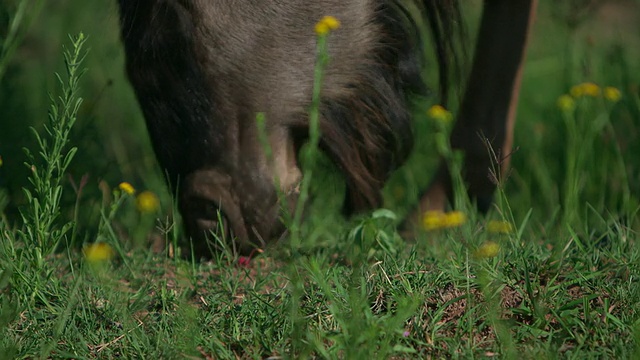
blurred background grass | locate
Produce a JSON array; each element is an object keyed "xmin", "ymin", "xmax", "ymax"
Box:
[{"xmin": 1, "ymin": 0, "xmax": 640, "ymax": 243}]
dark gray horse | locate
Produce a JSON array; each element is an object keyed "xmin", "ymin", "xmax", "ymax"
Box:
[{"xmin": 116, "ymin": 0, "xmax": 537, "ymax": 256}]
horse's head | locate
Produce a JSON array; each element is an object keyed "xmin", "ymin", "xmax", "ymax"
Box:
[{"xmin": 116, "ymin": 0, "xmax": 465, "ymax": 257}]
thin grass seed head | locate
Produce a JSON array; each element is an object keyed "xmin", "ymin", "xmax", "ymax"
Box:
[
  {"xmin": 315, "ymin": 16, "xmax": 341, "ymax": 35},
  {"xmin": 136, "ymin": 191, "xmax": 160, "ymax": 213},
  {"xmin": 118, "ymin": 182, "xmax": 135, "ymax": 195},
  {"xmin": 603, "ymin": 86, "xmax": 622, "ymax": 102},
  {"xmin": 83, "ymin": 242, "xmax": 115, "ymax": 263}
]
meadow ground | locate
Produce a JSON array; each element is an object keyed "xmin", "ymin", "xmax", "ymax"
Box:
[{"xmin": 1, "ymin": 0, "xmax": 640, "ymax": 358}]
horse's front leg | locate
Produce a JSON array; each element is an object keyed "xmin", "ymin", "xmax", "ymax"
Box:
[{"xmin": 409, "ymin": 0, "xmax": 538, "ymax": 228}]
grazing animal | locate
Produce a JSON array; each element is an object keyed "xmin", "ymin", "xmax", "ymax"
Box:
[{"xmin": 116, "ymin": 0, "xmax": 537, "ymax": 256}]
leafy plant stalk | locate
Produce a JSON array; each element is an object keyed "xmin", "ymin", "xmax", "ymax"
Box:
[
  {"xmin": 18, "ymin": 33, "xmax": 87, "ymax": 262},
  {"xmin": 289, "ymin": 32, "xmax": 330, "ymax": 247}
]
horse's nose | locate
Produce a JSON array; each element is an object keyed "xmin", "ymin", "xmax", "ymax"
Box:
[
  {"xmin": 179, "ymin": 169, "xmax": 255, "ymax": 256},
  {"xmin": 182, "ymin": 195, "xmax": 264, "ymax": 257},
  {"xmin": 197, "ymin": 200, "xmax": 233, "ymax": 241}
]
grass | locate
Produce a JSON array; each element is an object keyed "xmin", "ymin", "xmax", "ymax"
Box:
[{"xmin": 1, "ymin": 1, "xmax": 640, "ymax": 358}]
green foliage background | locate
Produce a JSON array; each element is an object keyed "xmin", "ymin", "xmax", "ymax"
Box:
[{"xmin": 1, "ymin": 1, "xmax": 161, "ymax": 237}]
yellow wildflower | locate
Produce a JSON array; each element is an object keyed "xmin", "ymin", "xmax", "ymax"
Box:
[
  {"xmin": 442, "ymin": 211, "xmax": 466, "ymax": 227},
  {"xmin": 118, "ymin": 182, "xmax": 135, "ymax": 195},
  {"xmin": 0, "ymin": 155, "xmax": 3, "ymax": 167},
  {"xmin": 422, "ymin": 211, "xmax": 446, "ymax": 231},
  {"xmin": 486, "ymin": 220, "xmax": 513, "ymax": 234},
  {"xmin": 321, "ymin": 16, "xmax": 340, "ymax": 30},
  {"xmin": 556, "ymin": 94, "xmax": 575, "ymax": 112},
  {"xmin": 570, "ymin": 82, "xmax": 600, "ymax": 98},
  {"xmin": 315, "ymin": 23, "xmax": 330, "ymax": 35},
  {"xmin": 83, "ymin": 242, "xmax": 115, "ymax": 263},
  {"xmin": 603, "ymin": 86, "xmax": 622, "ymax": 102},
  {"xmin": 427, "ymin": 105, "xmax": 453, "ymax": 125},
  {"xmin": 422, "ymin": 210, "xmax": 466, "ymax": 231},
  {"xmin": 315, "ymin": 16, "xmax": 341, "ymax": 35},
  {"xmin": 475, "ymin": 241, "xmax": 500, "ymax": 258},
  {"xmin": 569, "ymin": 84, "xmax": 582, "ymax": 97},
  {"xmin": 136, "ymin": 191, "xmax": 160, "ymax": 213}
]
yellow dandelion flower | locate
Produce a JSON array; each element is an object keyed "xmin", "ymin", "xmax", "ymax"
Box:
[
  {"xmin": 603, "ymin": 86, "xmax": 622, "ymax": 102},
  {"xmin": 442, "ymin": 211, "xmax": 466, "ymax": 228},
  {"xmin": 556, "ymin": 94, "xmax": 575, "ymax": 112},
  {"xmin": 422, "ymin": 210, "xmax": 466, "ymax": 230},
  {"xmin": 570, "ymin": 82, "xmax": 600, "ymax": 98},
  {"xmin": 569, "ymin": 86, "xmax": 581, "ymax": 97},
  {"xmin": 315, "ymin": 16, "xmax": 340, "ymax": 35},
  {"xmin": 83, "ymin": 242, "xmax": 115, "ymax": 263},
  {"xmin": 582, "ymin": 82, "xmax": 601, "ymax": 97},
  {"xmin": 315, "ymin": 22, "xmax": 329, "ymax": 35},
  {"xmin": 475, "ymin": 241, "xmax": 500, "ymax": 258},
  {"xmin": 118, "ymin": 182, "xmax": 135, "ymax": 195},
  {"xmin": 136, "ymin": 191, "xmax": 160, "ymax": 213},
  {"xmin": 486, "ymin": 220, "xmax": 513, "ymax": 234},
  {"xmin": 321, "ymin": 16, "xmax": 340, "ymax": 30},
  {"xmin": 422, "ymin": 210, "xmax": 446, "ymax": 231},
  {"xmin": 569, "ymin": 85, "xmax": 584, "ymax": 98},
  {"xmin": 427, "ymin": 105, "xmax": 453, "ymax": 125}
]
